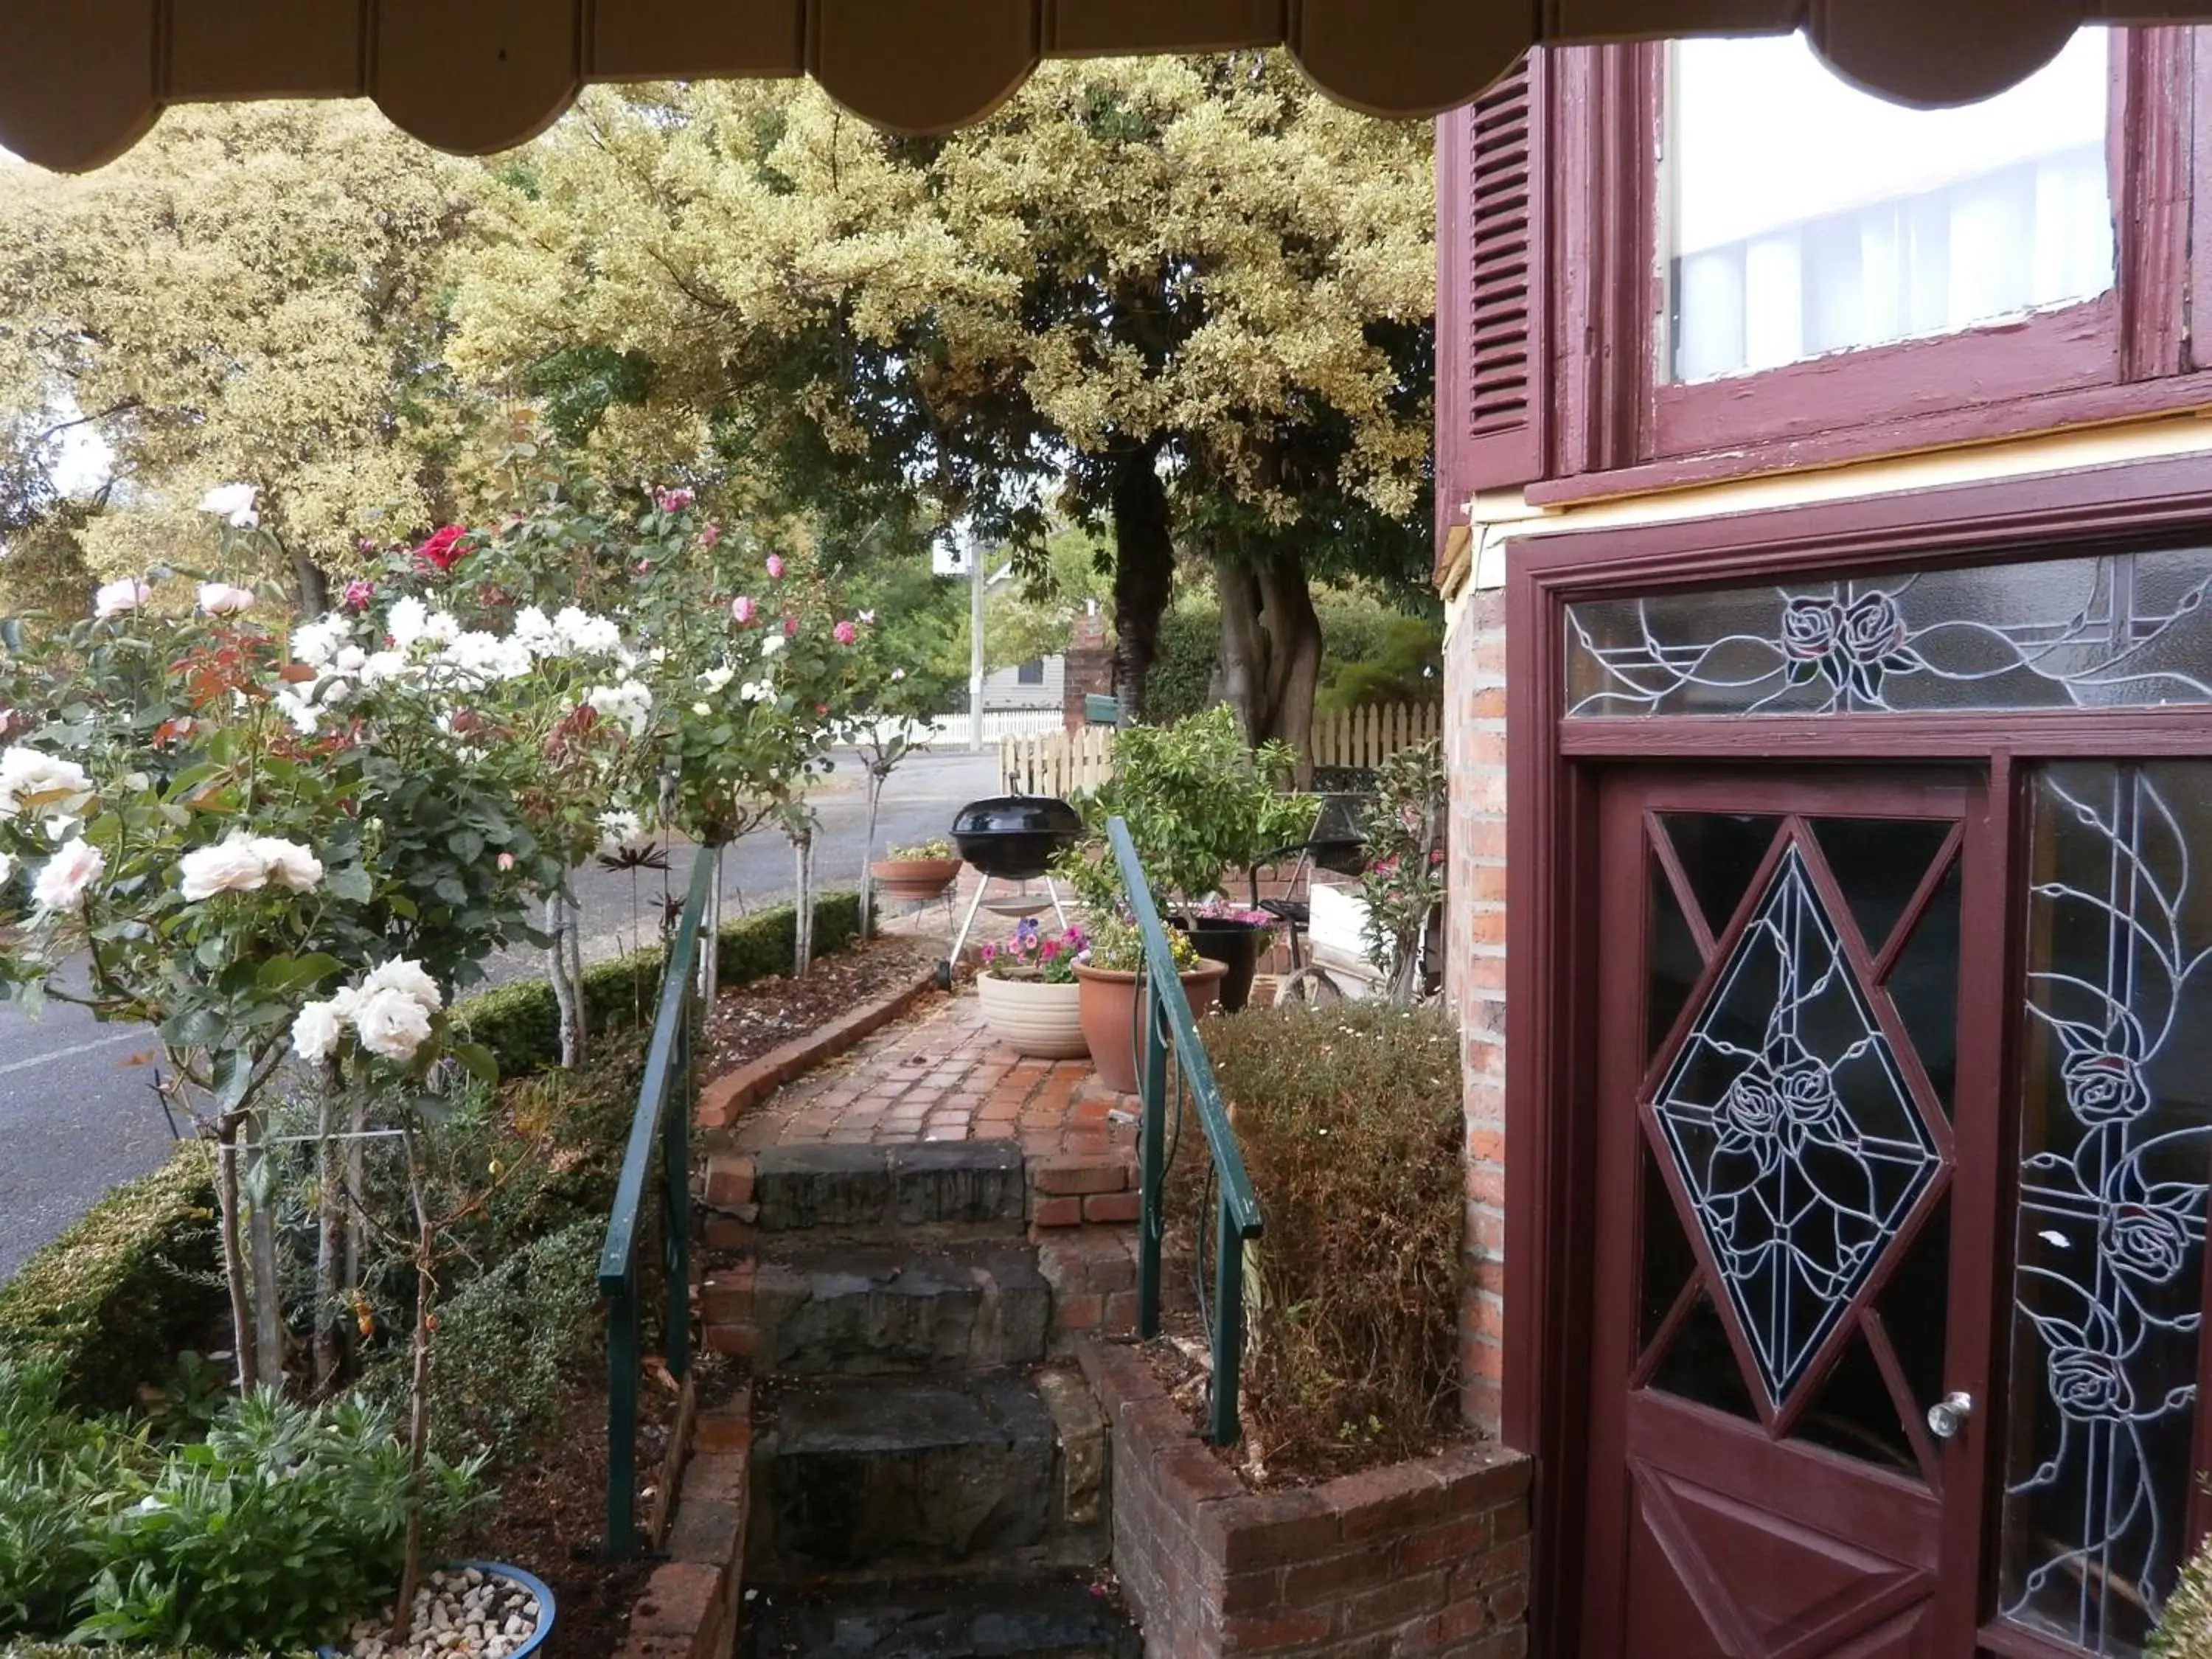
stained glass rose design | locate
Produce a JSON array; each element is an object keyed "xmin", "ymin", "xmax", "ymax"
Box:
[
  {"xmin": 2062, "ymin": 1049, "xmax": 2147, "ymax": 1126},
  {"xmin": 1722, "ymin": 1074, "xmax": 1781, "ymax": 1138},
  {"xmin": 1838, "ymin": 592, "xmax": 1907, "ymax": 666},
  {"xmin": 1775, "ymin": 1063, "xmax": 1842, "ymax": 1133},
  {"xmin": 2103, "ymin": 1199, "xmax": 2189, "ymax": 1282},
  {"xmin": 2047, "ymin": 1346, "xmax": 2134, "ymax": 1422},
  {"xmin": 1781, "ymin": 597, "xmax": 1846, "ymax": 662}
]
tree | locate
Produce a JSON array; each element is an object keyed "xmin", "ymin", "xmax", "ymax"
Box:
[
  {"xmin": 449, "ymin": 55, "xmax": 1433, "ymax": 734},
  {"xmin": 0, "ymin": 105, "xmax": 484, "ymax": 608}
]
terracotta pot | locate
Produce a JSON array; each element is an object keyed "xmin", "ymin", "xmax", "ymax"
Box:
[
  {"xmin": 975, "ymin": 971, "xmax": 1088, "ymax": 1059},
  {"xmin": 1073, "ymin": 959, "xmax": 1229, "ymax": 1093},
  {"xmin": 869, "ymin": 856, "xmax": 962, "ymax": 902}
]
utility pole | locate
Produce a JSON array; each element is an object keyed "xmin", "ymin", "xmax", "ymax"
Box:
[{"xmin": 969, "ymin": 540, "xmax": 986, "ymax": 753}]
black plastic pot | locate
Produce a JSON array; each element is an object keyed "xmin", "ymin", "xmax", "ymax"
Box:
[{"xmin": 1185, "ymin": 917, "xmax": 1267, "ymax": 1014}]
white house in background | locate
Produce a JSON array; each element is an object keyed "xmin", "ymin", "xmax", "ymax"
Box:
[{"xmin": 978, "ymin": 653, "xmax": 1063, "ymax": 711}]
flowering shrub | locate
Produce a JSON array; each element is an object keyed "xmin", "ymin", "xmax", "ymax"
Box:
[
  {"xmin": 1356, "ymin": 739, "xmax": 1444, "ymax": 1004},
  {"xmin": 979, "ymin": 917, "xmax": 1088, "ymax": 984}
]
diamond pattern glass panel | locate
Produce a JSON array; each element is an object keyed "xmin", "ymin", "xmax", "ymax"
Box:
[{"xmin": 1651, "ymin": 844, "xmax": 1943, "ymax": 1407}]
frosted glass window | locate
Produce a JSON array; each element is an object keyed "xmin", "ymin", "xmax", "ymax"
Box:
[{"xmin": 1666, "ymin": 31, "xmax": 2115, "ymax": 384}]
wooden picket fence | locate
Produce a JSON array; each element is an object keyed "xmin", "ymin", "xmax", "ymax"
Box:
[{"xmin": 998, "ymin": 702, "xmax": 1442, "ymax": 796}]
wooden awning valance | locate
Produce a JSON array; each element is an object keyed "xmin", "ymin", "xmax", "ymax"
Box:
[{"xmin": 2, "ymin": 0, "xmax": 2205, "ymax": 174}]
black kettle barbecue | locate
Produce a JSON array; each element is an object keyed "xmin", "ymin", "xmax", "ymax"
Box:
[{"xmin": 938, "ymin": 794, "xmax": 1084, "ymax": 986}]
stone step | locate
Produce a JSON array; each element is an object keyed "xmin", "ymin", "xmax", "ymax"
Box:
[
  {"xmin": 748, "ymin": 1374, "xmax": 1103, "ymax": 1581},
  {"xmin": 705, "ymin": 1142, "xmax": 1029, "ymax": 1239},
  {"xmin": 703, "ymin": 1241, "xmax": 1050, "ymax": 1374},
  {"xmin": 740, "ymin": 1574, "xmax": 1142, "ymax": 1659}
]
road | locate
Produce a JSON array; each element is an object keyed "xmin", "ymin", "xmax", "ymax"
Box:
[{"xmin": 0, "ymin": 748, "xmax": 1001, "ymax": 1283}]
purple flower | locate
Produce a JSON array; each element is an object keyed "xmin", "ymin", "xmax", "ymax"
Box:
[{"xmin": 341, "ymin": 578, "xmax": 376, "ymax": 611}]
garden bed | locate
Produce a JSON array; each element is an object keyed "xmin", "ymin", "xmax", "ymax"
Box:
[{"xmin": 696, "ymin": 933, "xmax": 941, "ymax": 1082}]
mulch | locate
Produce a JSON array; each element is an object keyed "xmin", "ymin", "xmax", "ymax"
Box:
[{"xmin": 695, "ymin": 933, "xmax": 941, "ymax": 1082}]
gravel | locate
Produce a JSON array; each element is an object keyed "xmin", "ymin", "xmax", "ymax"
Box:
[{"xmin": 346, "ymin": 1567, "xmax": 543, "ymax": 1659}]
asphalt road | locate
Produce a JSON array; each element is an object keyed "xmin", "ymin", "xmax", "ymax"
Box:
[{"xmin": 0, "ymin": 748, "xmax": 1001, "ymax": 1284}]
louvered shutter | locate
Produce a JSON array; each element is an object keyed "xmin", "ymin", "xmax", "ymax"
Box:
[{"xmin": 1436, "ymin": 52, "xmax": 1547, "ymax": 539}]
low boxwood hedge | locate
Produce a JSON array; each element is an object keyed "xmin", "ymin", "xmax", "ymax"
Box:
[
  {"xmin": 0, "ymin": 1145, "xmax": 222, "ymax": 1413},
  {"xmin": 0, "ymin": 890, "xmax": 861, "ymax": 1415}
]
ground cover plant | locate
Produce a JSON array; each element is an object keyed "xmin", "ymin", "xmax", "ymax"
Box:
[{"xmin": 1180, "ymin": 1001, "xmax": 1464, "ymax": 1479}]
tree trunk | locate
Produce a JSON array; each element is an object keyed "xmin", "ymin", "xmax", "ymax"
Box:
[
  {"xmin": 792, "ymin": 830, "xmax": 815, "ymax": 975},
  {"xmin": 313, "ymin": 1074, "xmax": 344, "ymax": 1394},
  {"xmin": 858, "ymin": 767, "xmax": 886, "ymax": 940},
  {"xmin": 286, "ymin": 540, "xmax": 330, "ymax": 616},
  {"xmin": 546, "ymin": 893, "xmax": 582, "ymax": 1068},
  {"xmin": 244, "ymin": 1114, "xmax": 287, "ymax": 1388},
  {"xmin": 390, "ymin": 1123, "xmax": 437, "ymax": 1647},
  {"xmin": 213, "ymin": 1121, "xmax": 258, "ymax": 1394},
  {"xmin": 1110, "ymin": 440, "xmax": 1174, "ymax": 723},
  {"xmin": 1214, "ymin": 551, "xmax": 1323, "ymax": 785},
  {"xmin": 699, "ymin": 845, "xmax": 725, "ymax": 1009}
]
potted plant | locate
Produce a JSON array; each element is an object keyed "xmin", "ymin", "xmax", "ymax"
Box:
[
  {"xmin": 1063, "ymin": 703, "xmax": 1312, "ymax": 910},
  {"xmin": 1072, "ymin": 914, "xmax": 1228, "ymax": 1093},
  {"xmin": 975, "ymin": 917, "xmax": 1089, "ymax": 1057},
  {"xmin": 869, "ymin": 836, "xmax": 964, "ymax": 903},
  {"xmin": 1181, "ymin": 900, "xmax": 1276, "ymax": 1014}
]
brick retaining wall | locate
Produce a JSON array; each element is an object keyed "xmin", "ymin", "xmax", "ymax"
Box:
[{"xmin": 1079, "ymin": 1341, "xmax": 1531, "ymax": 1658}]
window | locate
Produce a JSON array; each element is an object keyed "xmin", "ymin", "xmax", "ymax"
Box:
[
  {"xmin": 1015, "ymin": 658, "xmax": 1045, "ymax": 686},
  {"xmin": 1666, "ymin": 31, "xmax": 2114, "ymax": 384}
]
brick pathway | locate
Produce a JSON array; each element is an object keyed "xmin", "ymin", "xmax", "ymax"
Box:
[{"xmin": 701, "ymin": 990, "xmax": 1138, "ymax": 1172}]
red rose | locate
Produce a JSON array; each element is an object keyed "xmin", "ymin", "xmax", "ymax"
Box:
[{"xmin": 414, "ymin": 524, "xmax": 468, "ymax": 571}]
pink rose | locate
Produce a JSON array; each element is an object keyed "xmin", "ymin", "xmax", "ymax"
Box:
[
  {"xmin": 833, "ymin": 619, "xmax": 858, "ymax": 645},
  {"xmin": 785, "ymin": 613, "xmax": 800, "ymax": 636},
  {"xmin": 655, "ymin": 486, "xmax": 695, "ymax": 512},
  {"xmin": 636, "ymin": 560, "xmax": 653, "ymax": 575},
  {"xmin": 731, "ymin": 597, "xmax": 757, "ymax": 625},
  {"xmin": 765, "ymin": 554, "xmax": 785, "ymax": 579},
  {"xmin": 414, "ymin": 524, "xmax": 467, "ymax": 571},
  {"xmin": 341, "ymin": 578, "xmax": 375, "ymax": 611},
  {"xmin": 700, "ymin": 524, "xmax": 722, "ymax": 548},
  {"xmin": 497, "ymin": 852, "xmax": 515, "ymax": 872}
]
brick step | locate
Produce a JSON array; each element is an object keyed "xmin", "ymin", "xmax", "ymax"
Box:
[
  {"xmin": 739, "ymin": 1571, "xmax": 1141, "ymax": 1658},
  {"xmin": 1024, "ymin": 1155, "xmax": 1139, "ymax": 1231},
  {"xmin": 703, "ymin": 1240, "xmax": 1051, "ymax": 1375},
  {"xmin": 747, "ymin": 1370, "xmax": 1107, "ymax": 1582},
  {"xmin": 705, "ymin": 1142, "xmax": 1029, "ymax": 1239}
]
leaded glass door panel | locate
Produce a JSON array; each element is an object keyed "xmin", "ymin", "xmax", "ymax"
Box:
[{"xmin": 1582, "ymin": 769, "xmax": 2002, "ymax": 1659}]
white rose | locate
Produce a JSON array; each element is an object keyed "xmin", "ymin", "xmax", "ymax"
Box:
[
  {"xmin": 248, "ymin": 837, "xmax": 323, "ymax": 893},
  {"xmin": 197, "ymin": 484, "xmax": 259, "ymax": 528},
  {"xmin": 692, "ymin": 701, "xmax": 712, "ymax": 717},
  {"xmin": 94, "ymin": 578, "xmax": 150, "ymax": 620},
  {"xmin": 333, "ymin": 645, "xmax": 368, "ymax": 675},
  {"xmin": 760, "ymin": 633, "xmax": 785, "ymax": 657},
  {"xmin": 420, "ymin": 610, "xmax": 463, "ymax": 647},
  {"xmin": 386, "ymin": 595, "xmax": 430, "ymax": 650},
  {"xmin": 358, "ymin": 958, "xmax": 443, "ymax": 1015},
  {"xmin": 291, "ymin": 616, "xmax": 350, "ymax": 669},
  {"xmin": 291, "ymin": 998, "xmax": 349, "ymax": 1064},
  {"xmin": 32, "ymin": 838, "xmax": 105, "ymax": 910},
  {"xmin": 197, "ymin": 582, "xmax": 257, "ymax": 617},
  {"xmin": 699, "ymin": 665, "xmax": 734, "ymax": 694},
  {"xmin": 0, "ymin": 747, "xmax": 94, "ymax": 823},
  {"xmin": 597, "ymin": 809, "xmax": 644, "ymax": 858},
  {"xmin": 351, "ymin": 987, "xmax": 432, "ymax": 1064},
  {"xmin": 0, "ymin": 852, "xmax": 15, "ymax": 886},
  {"xmin": 178, "ymin": 833, "xmax": 271, "ymax": 900}
]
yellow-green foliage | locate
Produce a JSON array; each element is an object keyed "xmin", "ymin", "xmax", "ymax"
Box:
[{"xmin": 2156, "ymin": 1536, "xmax": 2212, "ymax": 1658}]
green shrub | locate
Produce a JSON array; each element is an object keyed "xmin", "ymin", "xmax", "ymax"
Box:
[
  {"xmin": 452, "ymin": 891, "xmax": 861, "ymax": 1079},
  {"xmin": 2155, "ymin": 1535, "xmax": 2212, "ymax": 1657},
  {"xmin": 366, "ymin": 1218, "xmax": 604, "ymax": 1468},
  {"xmin": 1189, "ymin": 1002, "xmax": 1464, "ymax": 1473},
  {"xmin": 0, "ymin": 1147, "xmax": 222, "ymax": 1413},
  {"xmin": 0, "ymin": 1363, "xmax": 478, "ymax": 1653},
  {"xmin": 1144, "ymin": 602, "xmax": 1223, "ymax": 726}
]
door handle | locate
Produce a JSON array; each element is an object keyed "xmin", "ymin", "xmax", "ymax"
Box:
[{"xmin": 1927, "ymin": 1392, "xmax": 1974, "ymax": 1440}]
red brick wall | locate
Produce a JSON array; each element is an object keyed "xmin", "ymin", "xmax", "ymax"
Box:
[
  {"xmin": 1444, "ymin": 589, "xmax": 1509, "ymax": 1436},
  {"xmin": 1081, "ymin": 1340, "xmax": 1531, "ymax": 1658}
]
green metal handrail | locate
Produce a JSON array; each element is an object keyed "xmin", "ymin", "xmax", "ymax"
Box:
[
  {"xmin": 1107, "ymin": 815, "xmax": 1263, "ymax": 1444},
  {"xmin": 597, "ymin": 852, "xmax": 713, "ymax": 1554}
]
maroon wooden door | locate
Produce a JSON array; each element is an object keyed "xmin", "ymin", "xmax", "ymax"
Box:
[{"xmin": 1580, "ymin": 768, "xmax": 2006, "ymax": 1658}]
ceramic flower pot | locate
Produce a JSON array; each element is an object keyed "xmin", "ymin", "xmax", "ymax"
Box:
[
  {"xmin": 869, "ymin": 856, "xmax": 962, "ymax": 903},
  {"xmin": 976, "ymin": 971, "xmax": 1088, "ymax": 1059},
  {"xmin": 1073, "ymin": 959, "xmax": 1228, "ymax": 1093},
  {"xmin": 1185, "ymin": 917, "xmax": 1269, "ymax": 1014}
]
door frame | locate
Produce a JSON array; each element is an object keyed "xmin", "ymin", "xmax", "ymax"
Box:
[{"xmin": 1500, "ymin": 453, "xmax": 2212, "ymax": 1659}]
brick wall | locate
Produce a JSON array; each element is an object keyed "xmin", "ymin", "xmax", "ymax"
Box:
[
  {"xmin": 1444, "ymin": 588, "xmax": 1509, "ymax": 1436},
  {"xmin": 1081, "ymin": 1340, "xmax": 1531, "ymax": 1658}
]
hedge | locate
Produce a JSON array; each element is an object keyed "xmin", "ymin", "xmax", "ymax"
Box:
[
  {"xmin": 0, "ymin": 889, "xmax": 860, "ymax": 1415},
  {"xmin": 452, "ymin": 891, "xmax": 860, "ymax": 1079},
  {"xmin": 0, "ymin": 1144, "xmax": 223, "ymax": 1413}
]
